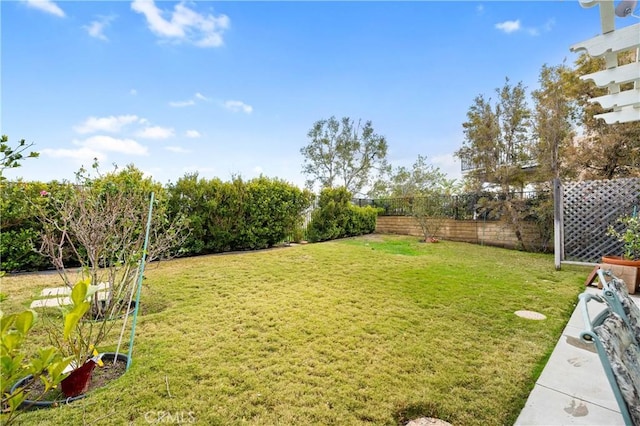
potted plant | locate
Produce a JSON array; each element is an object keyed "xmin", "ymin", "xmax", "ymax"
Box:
[
  {"xmin": 57, "ymin": 279, "xmax": 104, "ymax": 398},
  {"xmin": 1, "ymin": 309, "xmax": 71, "ymax": 425},
  {"xmin": 605, "ymin": 213, "xmax": 640, "ymax": 263},
  {"xmin": 602, "ymin": 213, "xmax": 640, "ymax": 291},
  {"xmin": 9, "ymin": 278, "xmax": 129, "ymax": 408}
]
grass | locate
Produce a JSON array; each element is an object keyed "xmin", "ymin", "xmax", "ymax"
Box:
[{"xmin": 1, "ymin": 235, "xmax": 590, "ymax": 425}]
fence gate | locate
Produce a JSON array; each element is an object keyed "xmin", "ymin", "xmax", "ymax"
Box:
[{"xmin": 560, "ymin": 177, "xmax": 640, "ymax": 265}]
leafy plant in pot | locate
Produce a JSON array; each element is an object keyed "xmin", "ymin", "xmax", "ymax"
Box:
[
  {"xmin": 1, "ymin": 309, "xmax": 71, "ymax": 425},
  {"xmin": 605, "ymin": 214, "xmax": 640, "ymax": 262},
  {"xmin": 603, "ymin": 213, "xmax": 640, "ymax": 289},
  {"xmin": 51, "ymin": 279, "xmax": 106, "ymax": 398},
  {"xmin": 8, "ymin": 278, "xmax": 129, "ymax": 411}
]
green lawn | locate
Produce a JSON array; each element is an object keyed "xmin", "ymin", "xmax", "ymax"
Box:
[{"xmin": 2, "ymin": 235, "xmax": 590, "ymax": 425}]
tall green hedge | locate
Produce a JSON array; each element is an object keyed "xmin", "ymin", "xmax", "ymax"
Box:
[
  {"xmin": 1, "ymin": 171, "xmax": 313, "ymax": 271},
  {"xmin": 166, "ymin": 174, "xmax": 313, "ymax": 256},
  {"xmin": 307, "ymin": 187, "xmax": 378, "ymax": 242},
  {"xmin": 0, "ymin": 180, "xmax": 70, "ymax": 272}
]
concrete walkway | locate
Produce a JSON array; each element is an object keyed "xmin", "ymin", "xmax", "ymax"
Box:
[{"xmin": 515, "ymin": 287, "xmax": 639, "ymax": 425}]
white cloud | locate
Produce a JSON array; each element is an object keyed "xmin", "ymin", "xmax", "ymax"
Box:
[
  {"xmin": 137, "ymin": 126, "xmax": 175, "ymax": 139},
  {"xmin": 74, "ymin": 115, "xmax": 140, "ymax": 134},
  {"xmin": 165, "ymin": 146, "xmax": 191, "ymax": 153},
  {"xmin": 170, "ymin": 92, "xmax": 209, "ymax": 107},
  {"xmin": 130, "ymin": 89, "xmax": 138, "ymax": 96},
  {"xmin": 84, "ymin": 15, "xmax": 115, "ymax": 41},
  {"xmin": 185, "ymin": 130, "xmax": 201, "ymax": 138},
  {"xmin": 75, "ymin": 135, "xmax": 149, "ymax": 156},
  {"xmin": 131, "ymin": 0, "xmax": 230, "ymax": 48},
  {"xmin": 169, "ymin": 99, "xmax": 196, "ymax": 108},
  {"xmin": 495, "ymin": 18, "xmax": 553, "ymax": 36},
  {"xmin": 24, "ymin": 0, "xmax": 65, "ymax": 18},
  {"xmin": 476, "ymin": 4, "xmax": 484, "ymax": 14},
  {"xmin": 41, "ymin": 147, "xmax": 104, "ymax": 162},
  {"xmin": 224, "ymin": 100, "xmax": 253, "ymax": 114},
  {"xmin": 495, "ymin": 20, "xmax": 521, "ymax": 34}
]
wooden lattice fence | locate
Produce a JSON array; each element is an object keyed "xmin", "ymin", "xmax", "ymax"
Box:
[{"xmin": 562, "ymin": 177, "xmax": 640, "ymax": 263}]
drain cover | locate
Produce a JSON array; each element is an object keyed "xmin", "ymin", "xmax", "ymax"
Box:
[{"xmin": 406, "ymin": 418, "xmax": 453, "ymax": 426}]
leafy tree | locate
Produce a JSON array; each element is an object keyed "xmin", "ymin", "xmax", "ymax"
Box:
[
  {"xmin": 369, "ymin": 155, "xmax": 457, "ymax": 242},
  {"xmin": 301, "ymin": 116, "xmax": 388, "ymax": 196},
  {"xmin": 562, "ymin": 52, "xmax": 640, "ymax": 179},
  {"xmin": 531, "ymin": 64, "xmax": 577, "ymax": 181},
  {"xmin": 370, "ymin": 155, "xmax": 457, "ymax": 198},
  {"xmin": 456, "ymin": 78, "xmax": 532, "ymax": 189},
  {"xmin": 0, "ymin": 135, "xmax": 39, "ymax": 179},
  {"xmin": 455, "ymin": 78, "xmax": 533, "ymax": 249}
]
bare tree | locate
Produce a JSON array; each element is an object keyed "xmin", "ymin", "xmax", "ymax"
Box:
[{"xmin": 37, "ymin": 165, "xmax": 187, "ymax": 320}]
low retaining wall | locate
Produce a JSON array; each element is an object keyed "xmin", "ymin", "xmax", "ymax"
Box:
[{"xmin": 376, "ymin": 216, "xmax": 543, "ymax": 250}]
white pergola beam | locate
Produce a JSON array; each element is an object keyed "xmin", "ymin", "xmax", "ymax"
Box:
[
  {"xmin": 579, "ymin": 61, "xmax": 640, "ymax": 86},
  {"xmin": 570, "ymin": 23, "xmax": 640, "ymax": 56},
  {"xmin": 590, "ymin": 88, "xmax": 640, "ymax": 108},
  {"xmin": 595, "ymin": 105, "xmax": 640, "ymax": 123}
]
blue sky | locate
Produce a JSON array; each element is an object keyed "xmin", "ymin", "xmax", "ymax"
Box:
[{"xmin": 2, "ymin": 0, "xmax": 637, "ymax": 189}]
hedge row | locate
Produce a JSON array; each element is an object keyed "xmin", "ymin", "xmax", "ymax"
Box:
[
  {"xmin": 1, "ymin": 167, "xmax": 379, "ymax": 272},
  {"xmin": 166, "ymin": 174, "xmax": 314, "ymax": 256}
]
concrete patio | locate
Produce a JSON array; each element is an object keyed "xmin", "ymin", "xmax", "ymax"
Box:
[{"xmin": 515, "ymin": 286, "xmax": 638, "ymax": 425}]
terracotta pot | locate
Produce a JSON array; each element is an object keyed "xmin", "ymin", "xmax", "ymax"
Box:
[
  {"xmin": 601, "ymin": 256, "xmax": 640, "ymax": 292},
  {"xmin": 601, "ymin": 255, "xmax": 640, "ymax": 268}
]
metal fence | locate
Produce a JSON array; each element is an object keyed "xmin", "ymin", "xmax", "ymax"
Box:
[{"xmin": 355, "ymin": 191, "xmax": 549, "ymax": 220}]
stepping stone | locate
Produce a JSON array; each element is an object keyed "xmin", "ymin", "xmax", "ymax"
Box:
[
  {"xmin": 40, "ymin": 286, "xmax": 71, "ymax": 297},
  {"xmin": 30, "ymin": 297, "xmax": 71, "ymax": 308},
  {"xmin": 515, "ymin": 310, "xmax": 547, "ymax": 320},
  {"xmin": 32, "ymin": 283, "xmax": 111, "ymax": 308}
]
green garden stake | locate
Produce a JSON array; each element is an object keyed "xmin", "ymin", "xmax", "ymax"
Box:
[{"xmin": 126, "ymin": 192, "xmax": 154, "ymax": 370}]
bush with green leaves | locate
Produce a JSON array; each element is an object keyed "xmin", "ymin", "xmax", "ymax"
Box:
[
  {"xmin": 307, "ymin": 187, "xmax": 378, "ymax": 242},
  {"xmin": 0, "ymin": 180, "xmax": 74, "ymax": 272},
  {"xmin": 608, "ymin": 213, "xmax": 640, "ymax": 260},
  {"xmin": 167, "ymin": 174, "xmax": 313, "ymax": 255},
  {"xmin": 242, "ymin": 176, "xmax": 314, "ymax": 248},
  {"xmin": 1, "ymin": 310, "xmax": 71, "ymax": 425}
]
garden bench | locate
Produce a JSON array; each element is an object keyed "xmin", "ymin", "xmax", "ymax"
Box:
[
  {"xmin": 30, "ymin": 282, "xmax": 111, "ymax": 309},
  {"xmin": 579, "ymin": 270, "xmax": 640, "ymax": 425}
]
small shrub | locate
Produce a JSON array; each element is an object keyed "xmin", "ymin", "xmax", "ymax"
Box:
[{"xmin": 307, "ymin": 187, "xmax": 378, "ymax": 242}]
